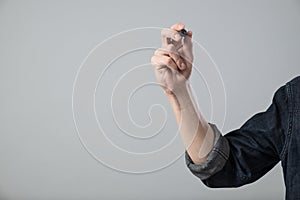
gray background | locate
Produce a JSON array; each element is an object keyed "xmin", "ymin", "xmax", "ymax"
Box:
[{"xmin": 1, "ymin": 0, "xmax": 300, "ymax": 199}]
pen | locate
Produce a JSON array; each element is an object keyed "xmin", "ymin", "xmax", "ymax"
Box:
[{"xmin": 179, "ymin": 29, "xmax": 188, "ymax": 37}]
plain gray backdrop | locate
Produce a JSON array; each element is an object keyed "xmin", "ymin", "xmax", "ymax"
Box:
[{"xmin": 1, "ymin": 0, "xmax": 300, "ymax": 199}]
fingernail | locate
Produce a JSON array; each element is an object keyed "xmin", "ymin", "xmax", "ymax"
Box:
[
  {"xmin": 174, "ymin": 33, "xmax": 181, "ymax": 40},
  {"xmin": 181, "ymin": 62, "xmax": 186, "ymax": 70}
]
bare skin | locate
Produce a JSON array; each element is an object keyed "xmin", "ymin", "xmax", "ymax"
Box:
[{"xmin": 151, "ymin": 23, "xmax": 215, "ymax": 164}]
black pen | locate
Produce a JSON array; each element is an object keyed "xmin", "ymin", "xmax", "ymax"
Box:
[{"xmin": 179, "ymin": 29, "xmax": 188, "ymax": 37}]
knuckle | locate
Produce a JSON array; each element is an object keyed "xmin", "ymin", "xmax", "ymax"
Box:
[
  {"xmin": 154, "ymin": 49, "xmax": 160, "ymax": 55},
  {"xmin": 166, "ymin": 57, "xmax": 173, "ymax": 65},
  {"xmin": 150, "ymin": 56, "xmax": 156, "ymax": 65},
  {"xmin": 175, "ymin": 58, "xmax": 182, "ymax": 65}
]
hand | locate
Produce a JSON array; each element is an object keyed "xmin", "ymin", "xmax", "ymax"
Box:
[{"xmin": 151, "ymin": 23, "xmax": 193, "ymax": 95}]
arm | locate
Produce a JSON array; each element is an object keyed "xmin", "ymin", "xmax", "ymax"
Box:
[
  {"xmin": 199, "ymin": 84, "xmax": 288, "ymax": 187},
  {"xmin": 152, "ymin": 23, "xmax": 291, "ymax": 188},
  {"xmin": 165, "ymin": 84, "xmax": 215, "ymax": 164},
  {"xmin": 151, "ymin": 23, "xmax": 215, "ymax": 165}
]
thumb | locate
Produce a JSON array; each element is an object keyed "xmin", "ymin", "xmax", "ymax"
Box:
[
  {"xmin": 183, "ymin": 30, "xmax": 193, "ymax": 47},
  {"xmin": 180, "ymin": 30, "xmax": 193, "ymax": 65}
]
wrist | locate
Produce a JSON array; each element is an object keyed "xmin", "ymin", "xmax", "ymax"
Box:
[
  {"xmin": 164, "ymin": 81, "xmax": 190, "ymax": 97},
  {"xmin": 164, "ymin": 87, "xmax": 189, "ymax": 103},
  {"xmin": 164, "ymin": 83, "xmax": 192, "ymax": 110}
]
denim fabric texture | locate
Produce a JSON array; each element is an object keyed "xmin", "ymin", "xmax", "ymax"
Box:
[{"xmin": 185, "ymin": 76, "xmax": 300, "ymax": 200}]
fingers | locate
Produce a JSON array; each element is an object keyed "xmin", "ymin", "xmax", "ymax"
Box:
[
  {"xmin": 179, "ymin": 30, "xmax": 193, "ymax": 62},
  {"xmin": 170, "ymin": 23, "xmax": 191, "ymax": 38},
  {"xmin": 165, "ymin": 44, "xmax": 186, "ymax": 70},
  {"xmin": 161, "ymin": 28, "xmax": 182, "ymax": 47},
  {"xmin": 151, "ymin": 54, "xmax": 177, "ymax": 71},
  {"xmin": 170, "ymin": 23, "xmax": 192, "ymax": 45},
  {"xmin": 168, "ymin": 45, "xmax": 186, "ymax": 70},
  {"xmin": 158, "ymin": 23, "xmax": 193, "ymax": 70},
  {"xmin": 183, "ymin": 30, "xmax": 193, "ymax": 47},
  {"xmin": 161, "ymin": 23, "xmax": 190, "ymax": 48},
  {"xmin": 171, "ymin": 22, "xmax": 185, "ymax": 31},
  {"xmin": 154, "ymin": 45, "xmax": 186, "ymax": 70}
]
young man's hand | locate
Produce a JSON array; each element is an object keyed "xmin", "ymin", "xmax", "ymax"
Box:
[{"xmin": 151, "ymin": 23, "xmax": 193, "ymax": 95}]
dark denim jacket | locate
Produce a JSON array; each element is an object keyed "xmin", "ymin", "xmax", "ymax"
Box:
[{"xmin": 185, "ymin": 76, "xmax": 300, "ymax": 200}]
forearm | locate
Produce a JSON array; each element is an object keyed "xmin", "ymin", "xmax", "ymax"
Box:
[{"xmin": 165, "ymin": 84, "xmax": 215, "ymax": 164}]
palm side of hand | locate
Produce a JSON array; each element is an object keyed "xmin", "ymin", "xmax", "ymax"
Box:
[{"xmin": 151, "ymin": 23, "xmax": 193, "ymax": 94}]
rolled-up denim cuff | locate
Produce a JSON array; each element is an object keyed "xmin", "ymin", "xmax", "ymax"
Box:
[{"xmin": 185, "ymin": 123, "xmax": 230, "ymax": 180}]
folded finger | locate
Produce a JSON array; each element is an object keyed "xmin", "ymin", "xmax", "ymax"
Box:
[
  {"xmin": 171, "ymin": 22, "xmax": 185, "ymax": 31},
  {"xmin": 151, "ymin": 55, "xmax": 178, "ymax": 71},
  {"xmin": 161, "ymin": 28, "xmax": 182, "ymax": 47},
  {"xmin": 155, "ymin": 46, "xmax": 186, "ymax": 70}
]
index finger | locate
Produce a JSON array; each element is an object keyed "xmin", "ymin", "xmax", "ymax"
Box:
[
  {"xmin": 161, "ymin": 28, "xmax": 181, "ymax": 47},
  {"xmin": 170, "ymin": 22, "xmax": 185, "ymax": 31}
]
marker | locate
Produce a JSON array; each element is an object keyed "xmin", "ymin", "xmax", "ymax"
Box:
[{"xmin": 179, "ymin": 29, "xmax": 188, "ymax": 37}]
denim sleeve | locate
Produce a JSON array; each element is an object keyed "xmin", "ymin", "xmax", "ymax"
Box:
[
  {"xmin": 185, "ymin": 123, "xmax": 230, "ymax": 180},
  {"xmin": 185, "ymin": 83, "xmax": 288, "ymax": 188}
]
